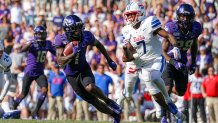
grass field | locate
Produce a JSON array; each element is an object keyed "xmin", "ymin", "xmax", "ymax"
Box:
[{"xmin": 0, "ymin": 120, "xmax": 158, "ymax": 123}]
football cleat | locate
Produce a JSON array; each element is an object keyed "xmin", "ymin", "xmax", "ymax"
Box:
[
  {"xmin": 161, "ymin": 116, "xmax": 169, "ymax": 123},
  {"xmin": 2, "ymin": 110, "xmax": 21, "ymax": 119},
  {"xmin": 32, "ymin": 114, "xmax": 40, "ymax": 120}
]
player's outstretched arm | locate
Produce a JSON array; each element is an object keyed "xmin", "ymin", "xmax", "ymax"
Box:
[
  {"xmin": 93, "ymin": 38, "xmax": 117, "ymax": 70},
  {"xmin": 155, "ymin": 28, "xmax": 181, "ymax": 60},
  {"xmin": 155, "ymin": 28, "xmax": 177, "ymax": 47},
  {"xmin": 162, "ymin": 39, "xmax": 171, "ymax": 62},
  {"xmin": 93, "ymin": 38, "xmax": 113, "ymax": 62},
  {"xmin": 56, "ymin": 47, "xmax": 76, "ymax": 68},
  {"xmin": 21, "ymin": 41, "xmax": 32, "ymax": 52}
]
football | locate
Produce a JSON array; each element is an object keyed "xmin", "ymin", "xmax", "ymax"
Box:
[{"xmin": 63, "ymin": 42, "xmax": 73, "ymax": 56}]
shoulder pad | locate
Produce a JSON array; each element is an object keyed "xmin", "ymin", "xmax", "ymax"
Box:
[{"xmin": 164, "ymin": 21, "xmax": 178, "ymax": 34}]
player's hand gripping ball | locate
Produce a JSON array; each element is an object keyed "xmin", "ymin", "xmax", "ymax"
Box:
[{"xmin": 63, "ymin": 42, "xmax": 80, "ymax": 56}]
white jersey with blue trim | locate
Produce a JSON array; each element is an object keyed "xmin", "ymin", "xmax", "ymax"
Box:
[
  {"xmin": 122, "ymin": 16, "xmax": 162, "ymax": 66},
  {"xmin": 0, "ymin": 52, "xmax": 12, "ymax": 72}
]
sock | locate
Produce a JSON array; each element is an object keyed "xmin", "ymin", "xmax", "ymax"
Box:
[
  {"xmin": 32, "ymin": 93, "xmax": 46, "ymax": 115},
  {"xmin": 151, "ymin": 96, "xmax": 163, "ymax": 119},
  {"xmin": 175, "ymin": 111, "xmax": 182, "ymax": 119}
]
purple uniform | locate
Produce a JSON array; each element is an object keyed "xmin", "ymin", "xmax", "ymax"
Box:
[
  {"xmin": 165, "ymin": 21, "xmax": 202, "ymax": 64},
  {"xmin": 24, "ymin": 40, "xmax": 56, "ymax": 76},
  {"xmin": 54, "ymin": 31, "xmax": 95, "ymax": 76}
]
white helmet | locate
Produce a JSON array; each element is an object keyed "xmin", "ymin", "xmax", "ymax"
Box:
[
  {"xmin": 124, "ymin": 2, "xmax": 146, "ymax": 26},
  {"xmin": 0, "ymin": 43, "xmax": 4, "ymax": 51}
]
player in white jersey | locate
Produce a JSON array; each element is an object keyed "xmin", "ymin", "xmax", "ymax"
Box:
[
  {"xmin": 0, "ymin": 43, "xmax": 21, "ymax": 118},
  {"xmin": 117, "ymin": 2, "xmax": 185, "ymax": 123},
  {"xmin": 0, "ymin": 43, "xmax": 12, "ymax": 104}
]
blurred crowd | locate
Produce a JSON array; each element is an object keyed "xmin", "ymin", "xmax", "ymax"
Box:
[{"xmin": 0, "ymin": 0, "xmax": 218, "ymax": 122}]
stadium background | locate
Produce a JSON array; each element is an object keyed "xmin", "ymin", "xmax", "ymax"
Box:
[{"xmin": 0, "ymin": 0, "xmax": 218, "ymax": 123}]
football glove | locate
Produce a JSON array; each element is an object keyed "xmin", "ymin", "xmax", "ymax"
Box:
[{"xmin": 167, "ymin": 47, "xmax": 181, "ymax": 60}]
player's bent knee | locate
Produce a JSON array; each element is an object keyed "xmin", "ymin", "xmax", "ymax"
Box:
[
  {"xmin": 41, "ymin": 87, "xmax": 48, "ymax": 93},
  {"xmin": 85, "ymin": 83, "xmax": 94, "ymax": 92}
]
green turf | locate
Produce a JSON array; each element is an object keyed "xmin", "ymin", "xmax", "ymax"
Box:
[{"xmin": 0, "ymin": 120, "xmax": 158, "ymax": 123}]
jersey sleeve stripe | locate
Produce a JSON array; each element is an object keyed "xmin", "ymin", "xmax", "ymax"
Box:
[
  {"xmin": 151, "ymin": 19, "xmax": 161, "ymax": 28},
  {"xmin": 151, "ymin": 19, "xmax": 160, "ymax": 25},
  {"xmin": 152, "ymin": 21, "xmax": 161, "ymax": 28}
]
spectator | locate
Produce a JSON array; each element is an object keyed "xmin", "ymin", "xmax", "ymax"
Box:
[
  {"xmin": 182, "ymin": 82, "xmax": 191, "ymax": 123},
  {"xmin": 211, "ymin": 23, "xmax": 218, "ymax": 74},
  {"xmin": 196, "ymin": 45, "xmax": 213, "ymax": 73},
  {"xmin": 189, "ymin": 67, "xmax": 207, "ymax": 123},
  {"xmin": 10, "ymin": 0, "xmax": 23, "ymax": 24},
  {"xmin": 47, "ymin": 63, "xmax": 67, "ymax": 120},
  {"xmin": 9, "ymin": 43, "xmax": 26, "ymax": 82},
  {"xmin": 74, "ymin": 95, "xmax": 91, "ymax": 121},
  {"xmin": 52, "ymin": 7, "xmax": 64, "ymax": 30},
  {"xmin": 201, "ymin": 66, "xmax": 218, "ymax": 123},
  {"xmin": 94, "ymin": 64, "xmax": 114, "ymax": 121},
  {"xmin": 104, "ymin": 31, "xmax": 117, "ymax": 56}
]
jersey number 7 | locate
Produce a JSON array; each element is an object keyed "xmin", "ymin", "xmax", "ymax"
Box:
[{"xmin": 136, "ymin": 40, "xmax": 146, "ymax": 54}]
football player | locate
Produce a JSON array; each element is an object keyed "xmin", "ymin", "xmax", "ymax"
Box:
[
  {"xmin": 54, "ymin": 14, "xmax": 121, "ymax": 123},
  {"xmin": 0, "ymin": 42, "xmax": 12, "ymax": 104},
  {"xmin": 161, "ymin": 3, "xmax": 202, "ymax": 122},
  {"xmin": 118, "ymin": 1, "xmax": 185, "ymax": 123},
  {"xmin": 12, "ymin": 25, "xmax": 56, "ymax": 119}
]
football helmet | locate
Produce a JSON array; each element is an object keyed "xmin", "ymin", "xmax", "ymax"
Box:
[
  {"xmin": 34, "ymin": 25, "xmax": 47, "ymax": 42},
  {"xmin": 123, "ymin": 2, "xmax": 146, "ymax": 26},
  {"xmin": 176, "ymin": 3, "xmax": 195, "ymax": 32},
  {"xmin": 63, "ymin": 14, "xmax": 85, "ymax": 41}
]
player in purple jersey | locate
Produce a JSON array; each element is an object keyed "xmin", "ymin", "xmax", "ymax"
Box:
[
  {"xmin": 12, "ymin": 25, "xmax": 56, "ymax": 119},
  {"xmin": 161, "ymin": 3, "xmax": 202, "ymax": 123},
  {"xmin": 54, "ymin": 14, "xmax": 121, "ymax": 123}
]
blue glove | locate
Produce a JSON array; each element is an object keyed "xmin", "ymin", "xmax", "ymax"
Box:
[
  {"xmin": 108, "ymin": 60, "xmax": 117, "ymax": 71},
  {"xmin": 169, "ymin": 59, "xmax": 186, "ymax": 71},
  {"xmin": 187, "ymin": 64, "xmax": 196, "ymax": 75}
]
